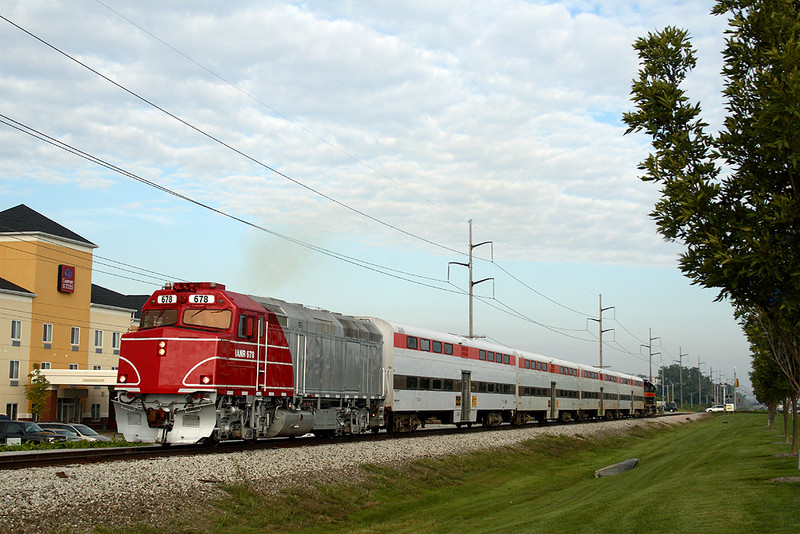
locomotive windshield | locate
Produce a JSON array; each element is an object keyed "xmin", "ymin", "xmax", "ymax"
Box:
[
  {"xmin": 141, "ymin": 309, "xmax": 178, "ymax": 329},
  {"xmin": 183, "ymin": 308, "xmax": 232, "ymax": 330},
  {"xmin": 139, "ymin": 308, "xmax": 233, "ymax": 330},
  {"xmin": 139, "ymin": 307, "xmax": 232, "ymax": 331}
]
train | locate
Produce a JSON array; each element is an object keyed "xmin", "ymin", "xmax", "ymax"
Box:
[{"xmin": 112, "ymin": 282, "xmax": 657, "ymax": 444}]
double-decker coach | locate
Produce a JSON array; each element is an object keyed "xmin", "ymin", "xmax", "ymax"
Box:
[{"xmin": 367, "ymin": 319, "xmax": 647, "ymax": 433}]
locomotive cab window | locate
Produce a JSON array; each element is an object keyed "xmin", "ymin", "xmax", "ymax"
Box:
[
  {"xmin": 141, "ymin": 309, "xmax": 178, "ymax": 329},
  {"xmin": 184, "ymin": 308, "xmax": 233, "ymax": 330}
]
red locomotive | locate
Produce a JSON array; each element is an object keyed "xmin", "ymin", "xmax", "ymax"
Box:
[{"xmin": 114, "ymin": 282, "xmax": 383, "ymax": 444}]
